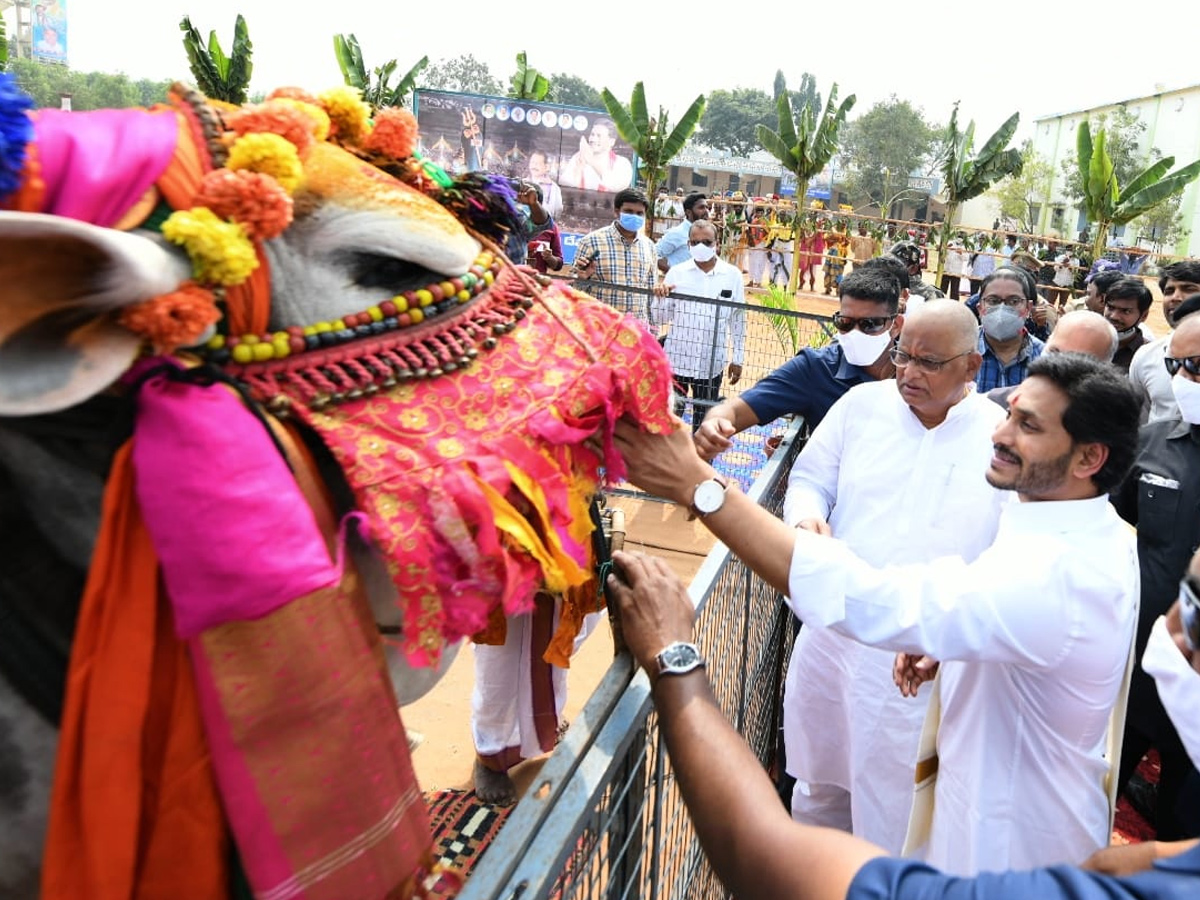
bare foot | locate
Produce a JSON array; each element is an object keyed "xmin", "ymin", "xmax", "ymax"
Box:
[{"xmin": 473, "ymin": 759, "xmax": 518, "ymax": 806}]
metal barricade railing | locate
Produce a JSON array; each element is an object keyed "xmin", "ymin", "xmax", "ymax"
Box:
[{"xmin": 460, "ymin": 416, "xmax": 806, "ymax": 900}]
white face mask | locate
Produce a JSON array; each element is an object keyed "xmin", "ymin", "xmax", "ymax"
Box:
[
  {"xmin": 1142, "ymin": 616, "xmax": 1200, "ymax": 770},
  {"xmin": 838, "ymin": 328, "xmax": 894, "ymax": 367},
  {"xmin": 1170, "ymin": 373, "xmax": 1200, "ymax": 425},
  {"xmin": 689, "ymin": 242, "xmax": 717, "ymax": 263}
]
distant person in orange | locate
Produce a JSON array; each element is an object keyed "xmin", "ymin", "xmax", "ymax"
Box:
[{"xmin": 560, "ymin": 119, "xmax": 633, "ymax": 192}]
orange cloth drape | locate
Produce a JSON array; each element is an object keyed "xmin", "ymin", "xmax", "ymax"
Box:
[{"xmin": 41, "ymin": 442, "xmax": 228, "ymax": 899}]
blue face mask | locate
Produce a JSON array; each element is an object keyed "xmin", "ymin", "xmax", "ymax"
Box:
[{"xmin": 618, "ymin": 212, "xmax": 645, "ymax": 233}]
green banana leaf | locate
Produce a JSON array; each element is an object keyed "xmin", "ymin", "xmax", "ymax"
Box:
[
  {"xmin": 1087, "ymin": 130, "xmax": 1116, "ymax": 219},
  {"xmin": 179, "ymin": 17, "xmax": 221, "ymax": 97},
  {"xmin": 1119, "ymin": 156, "xmax": 1175, "ymax": 204},
  {"xmin": 630, "ymin": 83, "xmax": 650, "ymax": 139},
  {"xmin": 601, "ymin": 88, "xmax": 643, "ymax": 149},
  {"xmin": 661, "ymin": 95, "xmax": 706, "ymax": 159},
  {"xmin": 333, "ymin": 34, "xmax": 368, "ymax": 91},
  {"xmin": 1115, "ymin": 160, "xmax": 1200, "ymax": 223},
  {"xmin": 228, "ymin": 14, "xmax": 252, "ymax": 101}
]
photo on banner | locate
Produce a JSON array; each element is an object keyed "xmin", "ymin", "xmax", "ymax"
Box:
[
  {"xmin": 31, "ymin": 0, "xmax": 69, "ymax": 64},
  {"xmin": 413, "ymin": 89, "xmax": 638, "ymax": 264}
]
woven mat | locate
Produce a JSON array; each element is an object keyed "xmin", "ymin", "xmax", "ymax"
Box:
[{"xmin": 426, "ymin": 790, "xmax": 514, "ymax": 879}]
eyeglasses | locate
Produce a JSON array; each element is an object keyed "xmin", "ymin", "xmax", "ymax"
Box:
[
  {"xmin": 1164, "ymin": 355, "xmax": 1200, "ymax": 377},
  {"xmin": 980, "ymin": 295, "xmax": 1028, "ymax": 310},
  {"xmin": 890, "ymin": 347, "xmax": 974, "ymax": 374},
  {"xmin": 831, "ymin": 313, "xmax": 896, "ymax": 335},
  {"xmin": 1178, "ymin": 576, "xmax": 1200, "ymax": 651},
  {"xmin": 688, "ymin": 239, "xmax": 715, "ymax": 246}
]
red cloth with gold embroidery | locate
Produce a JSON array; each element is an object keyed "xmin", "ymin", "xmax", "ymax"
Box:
[{"xmin": 289, "ymin": 277, "xmax": 674, "ymax": 667}]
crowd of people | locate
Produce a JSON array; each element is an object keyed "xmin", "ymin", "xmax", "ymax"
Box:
[{"xmin": 519, "ymin": 181, "xmax": 1200, "ymax": 896}]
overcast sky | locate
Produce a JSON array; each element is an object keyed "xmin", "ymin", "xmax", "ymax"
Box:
[{"xmin": 36, "ymin": 0, "xmax": 1200, "ymax": 143}]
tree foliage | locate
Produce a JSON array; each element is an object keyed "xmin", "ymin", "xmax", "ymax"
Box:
[
  {"xmin": 756, "ymin": 76, "xmax": 855, "ymax": 291},
  {"xmin": 774, "ymin": 70, "xmax": 821, "ymax": 120},
  {"xmin": 697, "ymin": 87, "xmax": 774, "ymax": 157},
  {"xmin": 8, "ymin": 59, "xmax": 172, "ymax": 110},
  {"xmin": 179, "ymin": 14, "xmax": 253, "ymax": 104},
  {"xmin": 507, "ymin": 52, "xmax": 549, "ymax": 101},
  {"xmin": 1131, "ymin": 193, "xmax": 1190, "ymax": 252},
  {"xmin": 1076, "ymin": 119, "xmax": 1200, "ymax": 259},
  {"xmin": 333, "ymin": 33, "xmax": 426, "ymax": 110},
  {"xmin": 1059, "ymin": 106, "xmax": 1155, "ymax": 204},
  {"xmin": 934, "ymin": 103, "xmax": 1023, "ymax": 281},
  {"xmin": 840, "ymin": 96, "xmax": 937, "ymax": 213},
  {"xmin": 601, "ymin": 82, "xmax": 705, "ymax": 233},
  {"xmin": 547, "ymin": 73, "xmax": 603, "ymax": 109},
  {"xmin": 421, "ymin": 54, "xmax": 501, "ymax": 96},
  {"xmin": 991, "ymin": 140, "xmax": 1054, "ymax": 234}
]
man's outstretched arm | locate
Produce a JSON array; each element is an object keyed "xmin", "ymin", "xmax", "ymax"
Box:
[{"xmin": 607, "ymin": 551, "xmax": 884, "ymax": 900}]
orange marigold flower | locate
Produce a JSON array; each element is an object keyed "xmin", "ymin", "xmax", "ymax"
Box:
[
  {"xmin": 118, "ymin": 282, "xmax": 221, "ymax": 352},
  {"xmin": 225, "ymin": 104, "xmax": 316, "ymax": 157},
  {"xmin": 267, "ymin": 86, "xmax": 320, "ymax": 105},
  {"xmin": 364, "ymin": 108, "xmax": 419, "ymax": 160},
  {"xmin": 194, "ymin": 169, "xmax": 294, "ymax": 241}
]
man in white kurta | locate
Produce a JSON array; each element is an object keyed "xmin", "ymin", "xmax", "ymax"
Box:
[
  {"xmin": 780, "ymin": 300, "xmax": 1008, "ymax": 853},
  {"xmin": 784, "ymin": 354, "xmax": 1139, "ymax": 874}
]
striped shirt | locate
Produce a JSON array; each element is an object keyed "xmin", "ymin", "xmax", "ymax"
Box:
[{"xmin": 572, "ymin": 222, "xmax": 658, "ymax": 324}]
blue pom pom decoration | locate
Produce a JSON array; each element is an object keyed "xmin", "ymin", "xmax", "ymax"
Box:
[{"xmin": 0, "ymin": 72, "xmax": 35, "ymax": 199}]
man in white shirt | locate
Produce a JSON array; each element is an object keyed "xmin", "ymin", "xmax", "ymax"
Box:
[
  {"xmin": 1129, "ymin": 259, "xmax": 1200, "ymax": 423},
  {"xmin": 611, "ymin": 350, "xmax": 1142, "ymax": 876},
  {"xmin": 653, "ymin": 219, "xmax": 745, "ymax": 430},
  {"xmin": 781, "ymin": 300, "xmax": 1007, "ymax": 854}
]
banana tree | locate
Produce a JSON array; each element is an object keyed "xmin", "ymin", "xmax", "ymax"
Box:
[
  {"xmin": 1077, "ymin": 120, "xmax": 1200, "ymax": 261},
  {"xmin": 601, "ymin": 82, "xmax": 705, "ymax": 236},
  {"xmin": 507, "ymin": 51, "xmax": 549, "ymax": 101},
  {"xmin": 179, "ymin": 14, "xmax": 253, "ymax": 104},
  {"xmin": 755, "ymin": 78, "xmax": 855, "ymax": 292},
  {"xmin": 1, "ymin": 17, "xmax": 7, "ymax": 70},
  {"xmin": 933, "ymin": 104, "xmax": 1022, "ymax": 283},
  {"xmin": 333, "ymin": 33, "xmax": 427, "ymax": 110}
]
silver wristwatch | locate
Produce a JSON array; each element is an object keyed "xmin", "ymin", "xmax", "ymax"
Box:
[
  {"xmin": 688, "ymin": 474, "xmax": 729, "ymax": 520},
  {"xmin": 653, "ymin": 641, "xmax": 706, "ymax": 678}
]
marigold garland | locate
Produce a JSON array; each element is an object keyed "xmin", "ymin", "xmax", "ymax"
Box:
[
  {"xmin": 225, "ymin": 103, "xmax": 317, "ymax": 158},
  {"xmin": 194, "ymin": 168, "xmax": 293, "ymax": 241},
  {"xmin": 162, "ymin": 207, "xmax": 258, "ymax": 286},
  {"xmin": 271, "ymin": 98, "xmax": 332, "ymax": 142},
  {"xmin": 317, "ymin": 86, "xmax": 371, "ymax": 144},
  {"xmin": 117, "ymin": 282, "xmax": 221, "ymax": 352},
  {"xmin": 363, "ymin": 108, "xmax": 419, "ymax": 160},
  {"xmin": 226, "ymin": 132, "xmax": 304, "ymax": 195}
]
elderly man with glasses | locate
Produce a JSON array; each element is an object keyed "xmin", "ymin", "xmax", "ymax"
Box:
[
  {"xmin": 776, "ymin": 299, "xmax": 1009, "ymax": 854},
  {"xmin": 1112, "ymin": 311, "xmax": 1200, "ymax": 844},
  {"xmin": 694, "ymin": 268, "xmax": 903, "ymax": 461}
]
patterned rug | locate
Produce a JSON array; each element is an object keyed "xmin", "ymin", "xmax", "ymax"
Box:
[
  {"xmin": 425, "ymin": 789, "xmax": 513, "ymax": 884},
  {"xmin": 1112, "ymin": 752, "xmax": 1159, "ymax": 845}
]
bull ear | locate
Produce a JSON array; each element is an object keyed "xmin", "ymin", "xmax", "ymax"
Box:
[{"xmin": 0, "ymin": 212, "xmax": 193, "ymax": 416}]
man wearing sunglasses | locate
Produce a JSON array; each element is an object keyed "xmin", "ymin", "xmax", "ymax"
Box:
[
  {"xmin": 778, "ymin": 300, "xmax": 1007, "ymax": 855},
  {"xmin": 695, "ymin": 268, "xmax": 902, "ymax": 461},
  {"xmin": 1129, "ymin": 260, "xmax": 1200, "ymax": 424},
  {"xmin": 1112, "ymin": 311, "xmax": 1200, "ymax": 842}
]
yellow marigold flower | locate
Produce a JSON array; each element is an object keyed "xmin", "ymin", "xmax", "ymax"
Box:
[
  {"xmin": 226, "ymin": 132, "xmax": 303, "ymax": 195},
  {"xmin": 271, "ymin": 97, "xmax": 332, "ymax": 142},
  {"xmin": 162, "ymin": 208, "xmax": 259, "ymax": 286},
  {"xmin": 318, "ymin": 85, "xmax": 371, "ymax": 144}
]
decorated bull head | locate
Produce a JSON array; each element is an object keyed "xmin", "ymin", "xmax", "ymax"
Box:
[{"xmin": 0, "ymin": 76, "xmax": 674, "ymax": 897}]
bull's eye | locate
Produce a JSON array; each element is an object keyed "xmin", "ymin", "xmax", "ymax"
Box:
[{"xmin": 348, "ymin": 253, "xmax": 428, "ymax": 293}]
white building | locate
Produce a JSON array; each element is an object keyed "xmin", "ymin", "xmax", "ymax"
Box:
[{"xmin": 1029, "ymin": 84, "xmax": 1200, "ymax": 255}]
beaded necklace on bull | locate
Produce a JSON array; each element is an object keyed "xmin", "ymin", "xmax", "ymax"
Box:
[{"xmin": 116, "ymin": 82, "xmax": 593, "ymax": 415}]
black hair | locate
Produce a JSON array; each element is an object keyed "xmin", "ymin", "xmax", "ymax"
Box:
[
  {"xmin": 1159, "ymin": 259, "xmax": 1200, "ymax": 292},
  {"xmin": 982, "ymin": 266, "xmax": 1037, "ymax": 303},
  {"xmin": 613, "ymin": 187, "xmax": 649, "ymax": 211},
  {"xmin": 1103, "ymin": 276, "xmax": 1153, "ymax": 314},
  {"xmin": 1090, "ymin": 270, "xmax": 1124, "ymax": 296},
  {"xmin": 857, "ymin": 255, "xmax": 910, "ymax": 291},
  {"xmin": 683, "ymin": 192, "xmax": 707, "ymax": 215},
  {"xmin": 1025, "ymin": 352, "xmax": 1139, "ymax": 494},
  {"xmin": 838, "ymin": 267, "xmax": 901, "ymax": 313}
]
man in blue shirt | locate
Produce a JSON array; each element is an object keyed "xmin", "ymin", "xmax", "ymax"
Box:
[
  {"xmin": 694, "ymin": 267, "xmax": 902, "ymax": 461},
  {"xmin": 975, "ymin": 267, "xmax": 1045, "ymax": 392},
  {"xmin": 656, "ymin": 192, "xmax": 710, "ymax": 273}
]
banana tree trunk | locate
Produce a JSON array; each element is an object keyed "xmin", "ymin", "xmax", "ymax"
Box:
[
  {"xmin": 1091, "ymin": 221, "xmax": 1111, "ymax": 265},
  {"xmin": 934, "ymin": 200, "xmax": 957, "ymax": 287},
  {"xmin": 787, "ymin": 177, "xmax": 809, "ymax": 294}
]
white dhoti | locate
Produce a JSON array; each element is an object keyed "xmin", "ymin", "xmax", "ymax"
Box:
[
  {"xmin": 747, "ymin": 247, "xmax": 769, "ymax": 287},
  {"xmin": 472, "ymin": 597, "xmax": 603, "ymax": 771}
]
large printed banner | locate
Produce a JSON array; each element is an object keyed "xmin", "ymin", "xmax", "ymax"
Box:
[
  {"xmin": 413, "ymin": 89, "xmax": 638, "ymax": 264},
  {"xmin": 32, "ymin": 0, "xmax": 68, "ymax": 64}
]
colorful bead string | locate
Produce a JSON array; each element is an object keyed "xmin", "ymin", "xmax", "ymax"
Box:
[{"xmin": 202, "ymin": 250, "xmax": 502, "ymax": 365}]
